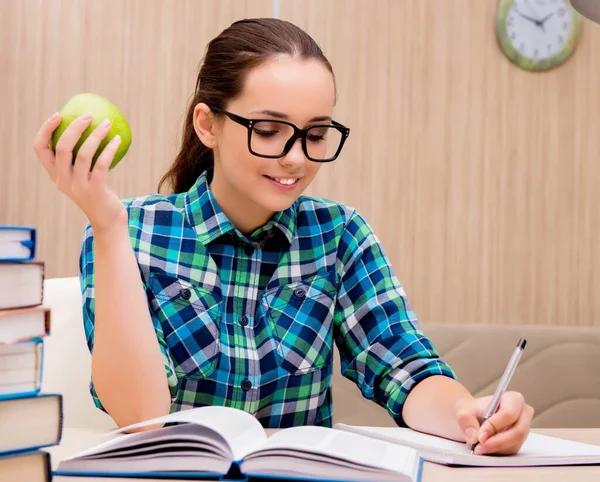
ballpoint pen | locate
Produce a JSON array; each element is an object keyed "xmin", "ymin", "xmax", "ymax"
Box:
[{"xmin": 470, "ymin": 338, "xmax": 527, "ymax": 454}]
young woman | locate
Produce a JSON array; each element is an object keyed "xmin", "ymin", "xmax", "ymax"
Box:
[{"xmin": 34, "ymin": 18, "xmax": 532, "ymax": 455}]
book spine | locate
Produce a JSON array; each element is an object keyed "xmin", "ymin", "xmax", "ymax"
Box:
[
  {"xmin": 40, "ymin": 261, "xmax": 45, "ymax": 304},
  {"xmin": 0, "ymin": 226, "xmax": 36, "ymax": 262},
  {"xmin": 43, "ymin": 450, "xmax": 52, "ymax": 482}
]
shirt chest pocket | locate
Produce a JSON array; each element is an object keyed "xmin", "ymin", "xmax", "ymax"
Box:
[
  {"xmin": 262, "ymin": 272, "xmax": 337, "ymax": 375},
  {"xmin": 148, "ymin": 272, "xmax": 222, "ymax": 380}
]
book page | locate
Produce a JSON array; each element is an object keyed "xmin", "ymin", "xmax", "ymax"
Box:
[
  {"xmin": 246, "ymin": 426, "xmax": 418, "ymax": 475},
  {"xmin": 109, "ymin": 406, "xmax": 267, "ymax": 461},
  {"xmin": 63, "ymin": 423, "xmax": 232, "ymax": 460}
]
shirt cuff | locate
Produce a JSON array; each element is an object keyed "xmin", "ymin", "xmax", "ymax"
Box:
[{"xmin": 383, "ymin": 359, "xmax": 457, "ymax": 427}]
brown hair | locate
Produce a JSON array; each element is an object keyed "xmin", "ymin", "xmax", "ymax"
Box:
[{"xmin": 158, "ymin": 18, "xmax": 336, "ymax": 194}]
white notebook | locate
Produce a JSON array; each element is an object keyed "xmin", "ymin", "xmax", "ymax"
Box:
[{"xmin": 333, "ymin": 424, "xmax": 600, "ymax": 467}]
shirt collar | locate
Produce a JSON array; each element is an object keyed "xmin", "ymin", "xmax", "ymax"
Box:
[{"xmin": 183, "ymin": 170, "xmax": 297, "ymax": 246}]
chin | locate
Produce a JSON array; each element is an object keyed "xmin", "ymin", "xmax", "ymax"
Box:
[{"xmin": 257, "ymin": 196, "xmax": 297, "ymax": 213}]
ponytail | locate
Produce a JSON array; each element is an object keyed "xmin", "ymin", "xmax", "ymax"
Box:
[{"xmin": 157, "ymin": 100, "xmax": 214, "ymax": 194}]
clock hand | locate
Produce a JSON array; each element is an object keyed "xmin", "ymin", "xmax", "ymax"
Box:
[
  {"xmin": 537, "ymin": 12, "xmax": 554, "ymax": 32},
  {"xmin": 516, "ymin": 8, "xmax": 543, "ymax": 27}
]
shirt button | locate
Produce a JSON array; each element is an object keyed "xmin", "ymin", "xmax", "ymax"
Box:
[
  {"xmin": 239, "ymin": 315, "xmax": 249, "ymax": 327},
  {"xmin": 244, "ymin": 245, "xmax": 254, "ymax": 256},
  {"xmin": 180, "ymin": 288, "xmax": 192, "ymax": 300},
  {"xmin": 293, "ymin": 287, "xmax": 306, "ymax": 299},
  {"xmin": 241, "ymin": 379, "xmax": 252, "ymax": 391}
]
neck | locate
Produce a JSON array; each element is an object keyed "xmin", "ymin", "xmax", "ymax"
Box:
[{"xmin": 209, "ymin": 168, "xmax": 273, "ymax": 236}]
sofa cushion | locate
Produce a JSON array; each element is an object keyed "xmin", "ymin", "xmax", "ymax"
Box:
[{"xmin": 41, "ymin": 277, "xmax": 116, "ymax": 430}]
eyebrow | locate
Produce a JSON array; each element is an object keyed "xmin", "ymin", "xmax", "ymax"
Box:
[{"xmin": 249, "ymin": 109, "xmax": 332, "ymax": 123}]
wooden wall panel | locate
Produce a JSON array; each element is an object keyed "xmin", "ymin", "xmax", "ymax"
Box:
[
  {"xmin": 0, "ymin": 0, "xmax": 271, "ymax": 275},
  {"xmin": 281, "ymin": 0, "xmax": 600, "ymax": 326},
  {"xmin": 3, "ymin": 0, "xmax": 600, "ymax": 326}
]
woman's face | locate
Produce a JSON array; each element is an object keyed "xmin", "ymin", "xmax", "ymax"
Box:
[{"xmin": 196, "ymin": 56, "xmax": 337, "ymax": 231}]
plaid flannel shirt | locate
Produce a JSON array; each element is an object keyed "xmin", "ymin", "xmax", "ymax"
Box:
[{"xmin": 80, "ymin": 170, "xmax": 456, "ymax": 428}]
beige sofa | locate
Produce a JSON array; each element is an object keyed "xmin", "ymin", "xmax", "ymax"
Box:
[{"xmin": 41, "ymin": 277, "xmax": 600, "ymax": 430}]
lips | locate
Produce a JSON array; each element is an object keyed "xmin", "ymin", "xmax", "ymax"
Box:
[{"xmin": 265, "ymin": 175, "xmax": 300, "ymax": 186}]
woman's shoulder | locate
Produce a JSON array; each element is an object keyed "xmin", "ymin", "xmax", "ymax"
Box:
[
  {"xmin": 296, "ymin": 194, "xmax": 353, "ymax": 219},
  {"xmin": 81, "ymin": 191, "xmax": 185, "ymax": 240},
  {"xmin": 120, "ymin": 191, "xmax": 182, "ymax": 211},
  {"xmin": 295, "ymin": 195, "xmax": 370, "ymax": 230},
  {"xmin": 295, "ymin": 195, "xmax": 375, "ymax": 240}
]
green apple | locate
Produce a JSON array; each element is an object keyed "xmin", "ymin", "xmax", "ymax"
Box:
[{"xmin": 50, "ymin": 93, "xmax": 132, "ymax": 169}]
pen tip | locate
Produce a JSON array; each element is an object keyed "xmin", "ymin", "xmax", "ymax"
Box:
[{"xmin": 518, "ymin": 338, "xmax": 527, "ymax": 349}]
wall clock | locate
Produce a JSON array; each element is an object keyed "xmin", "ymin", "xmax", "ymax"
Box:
[{"xmin": 496, "ymin": 0, "xmax": 583, "ymax": 71}]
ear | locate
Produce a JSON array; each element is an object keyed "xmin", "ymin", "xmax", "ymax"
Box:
[{"xmin": 193, "ymin": 103, "xmax": 219, "ymax": 149}]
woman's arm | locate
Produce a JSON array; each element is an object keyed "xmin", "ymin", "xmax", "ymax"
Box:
[
  {"xmin": 402, "ymin": 375, "xmax": 472, "ymax": 441},
  {"xmin": 34, "ymin": 111, "xmax": 172, "ymax": 429},
  {"xmin": 334, "ymin": 210, "xmax": 533, "ymax": 455},
  {"xmin": 88, "ymin": 217, "xmax": 172, "ymax": 429}
]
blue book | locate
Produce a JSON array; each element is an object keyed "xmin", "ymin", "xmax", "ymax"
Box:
[
  {"xmin": 0, "ymin": 339, "xmax": 45, "ymax": 400},
  {"xmin": 0, "ymin": 450, "xmax": 52, "ymax": 481},
  {"xmin": 0, "ymin": 226, "xmax": 36, "ymax": 262},
  {"xmin": 54, "ymin": 405, "xmax": 422, "ymax": 481},
  {"xmin": 0, "ymin": 393, "xmax": 63, "ymax": 457}
]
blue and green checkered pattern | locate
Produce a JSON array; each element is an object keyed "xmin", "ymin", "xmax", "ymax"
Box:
[{"xmin": 80, "ymin": 170, "xmax": 456, "ymax": 428}]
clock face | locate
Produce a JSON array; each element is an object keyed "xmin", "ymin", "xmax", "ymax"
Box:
[{"xmin": 497, "ymin": 0, "xmax": 582, "ymax": 71}]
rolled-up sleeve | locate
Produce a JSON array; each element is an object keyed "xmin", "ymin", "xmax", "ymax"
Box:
[
  {"xmin": 333, "ymin": 211, "xmax": 456, "ymax": 426},
  {"xmin": 79, "ymin": 223, "xmax": 179, "ymax": 413}
]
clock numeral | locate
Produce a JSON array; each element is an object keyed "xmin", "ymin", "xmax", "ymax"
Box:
[
  {"xmin": 533, "ymin": 48, "xmax": 539, "ymax": 58},
  {"xmin": 511, "ymin": 31, "xmax": 517, "ymax": 41},
  {"xmin": 519, "ymin": 42, "xmax": 525, "ymax": 53},
  {"xmin": 558, "ymin": 7, "xmax": 567, "ymax": 17},
  {"xmin": 558, "ymin": 34, "xmax": 564, "ymax": 44},
  {"xmin": 563, "ymin": 21, "xmax": 569, "ymax": 30},
  {"xmin": 547, "ymin": 43, "xmax": 553, "ymax": 52},
  {"xmin": 507, "ymin": 15, "xmax": 514, "ymax": 26}
]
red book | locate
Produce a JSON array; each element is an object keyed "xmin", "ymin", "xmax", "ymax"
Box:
[{"xmin": 0, "ymin": 306, "xmax": 51, "ymax": 344}]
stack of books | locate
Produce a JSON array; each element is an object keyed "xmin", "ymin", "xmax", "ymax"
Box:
[{"xmin": 0, "ymin": 226, "xmax": 63, "ymax": 481}]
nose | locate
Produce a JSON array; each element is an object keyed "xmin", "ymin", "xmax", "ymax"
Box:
[{"xmin": 279, "ymin": 138, "xmax": 307, "ymax": 169}]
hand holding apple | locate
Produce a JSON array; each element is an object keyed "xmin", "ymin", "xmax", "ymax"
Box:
[
  {"xmin": 49, "ymin": 93, "xmax": 132, "ymax": 170},
  {"xmin": 33, "ymin": 93, "xmax": 132, "ymax": 233}
]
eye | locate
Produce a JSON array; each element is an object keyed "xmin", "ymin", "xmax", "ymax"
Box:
[
  {"xmin": 252, "ymin": 121, "xmax": 286, "ymax": 139},
  {"xmin": 307, "ymin": 133, "xmax": 326, "ymax": 143},
  {"xmin": 253, "ymin": 128, "xmax": 278, "ymax": 138},
  {"xmin": 307, "ymin": 127, "xmax": 329, "ymax": 142}
]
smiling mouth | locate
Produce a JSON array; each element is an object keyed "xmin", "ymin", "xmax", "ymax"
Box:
[{"xmin": 264, "ymin": 175, "xmax": 300, "ymax": 186}]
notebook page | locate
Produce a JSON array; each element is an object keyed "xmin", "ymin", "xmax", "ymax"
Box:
[
  {"xmin": 501, "ymin": 433, "xmax": 600, "ymax": 463},
  {"xmin": 108, "ymin": 406, "xmax": 267, "ymax": 461},
  {"xmin": 334, "ymin": 425, "xmax": 600, "ymax": 467}
]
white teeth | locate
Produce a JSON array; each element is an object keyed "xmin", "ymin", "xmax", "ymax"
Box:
[{"xmin": 273, "ymin": 178, "xmax": 297, "ymax": 185}]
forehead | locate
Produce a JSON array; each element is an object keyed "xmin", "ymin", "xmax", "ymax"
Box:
[{"xmin": 231, "ymin": 56, "xmax": 336, "ymax": 120}]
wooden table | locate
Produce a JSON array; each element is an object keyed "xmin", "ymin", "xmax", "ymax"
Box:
[{"xmin": 49, "ymin": 428, "xmax": 600, "ymax": 481}]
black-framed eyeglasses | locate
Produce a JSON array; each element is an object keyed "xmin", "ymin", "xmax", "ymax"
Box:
[{"xmin": 209, "ymin": 106, "xmax": 350, "ymax": 162}]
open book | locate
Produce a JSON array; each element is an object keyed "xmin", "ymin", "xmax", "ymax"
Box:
[
  {"xmin": 334, "ymin": 424, "xmax": 600, "ymax": 467},
  {"xmin": 55, "ymin": 406, "xmax": 423, "ymax": 482}
]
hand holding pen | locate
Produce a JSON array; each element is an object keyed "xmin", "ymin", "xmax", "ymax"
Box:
[{"xmin": 455, "ymin": 339, "xmax": 534, "ymax": 455}]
